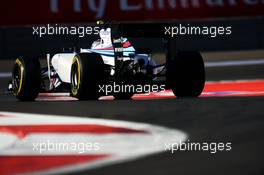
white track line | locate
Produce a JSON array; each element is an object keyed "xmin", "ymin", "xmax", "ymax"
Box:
[
  {"xmin": 0, "ymin": 72, "xmax": 11, "ymax": 78},
  {"xmin": 205, "ymin": 59, "xmax": 264, "ymax": 68}
]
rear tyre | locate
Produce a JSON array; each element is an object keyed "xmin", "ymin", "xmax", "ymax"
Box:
[
  {"xmin": 166, "ymin": 51, "xmax": 205, "ymax": 97},
  {"xmin": 12, "ymin": 57, "xmax": 41, "ymax": 101},
  {"xmin": 70, "ymin": 53, "xmax": 105, "ymax": 100}
]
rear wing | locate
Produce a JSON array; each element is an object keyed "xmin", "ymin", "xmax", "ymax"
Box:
[{"xmin": 101, "ymin": 23, "xmax": 177, "ymax": 63}]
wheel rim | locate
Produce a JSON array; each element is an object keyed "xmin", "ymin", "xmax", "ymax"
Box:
[
  {"xmin": 71, "ymin": 62, "xmax": 79, "ymax": 95},
  {"xmin": 12, "ymin": 60, "xmax": 23, "ymax": 95}
]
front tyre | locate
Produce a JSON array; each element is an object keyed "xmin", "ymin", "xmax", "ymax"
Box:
[
  {"xmin": 70, "ymin": 53, "xmax": 105, "ymax": 100},
  {"xmin": 166, "ymin": 51, "xmax": 205, "ymax": 97},
  {"xmin": 12, "ymin": 57, "xmax": 41, "ymax": 101}
]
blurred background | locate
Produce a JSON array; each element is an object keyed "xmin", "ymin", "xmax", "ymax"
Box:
[{"xmin": 0, "ymin": 0, "xmax": 263, "ymax": 59}]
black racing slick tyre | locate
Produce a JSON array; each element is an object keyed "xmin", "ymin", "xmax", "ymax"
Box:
[
  {"xmin": 166, "ymin": 51, "xmax": 205, "ymax": 97},
  {"xmin": 12, "ymin": 57, "xmax": 41, "ymax": 101},
  {"xmin": 70, "ymin": 53, "xmax": 105, "ymax": 100}
]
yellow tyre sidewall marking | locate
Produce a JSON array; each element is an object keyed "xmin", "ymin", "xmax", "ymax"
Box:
[
  {"xmin": 72, "ymin": 56, "xmax": 81, "ymax": 96},
  {"xmin": 14, "ymin": 58, "xmax": 24, "ymax": 96}
]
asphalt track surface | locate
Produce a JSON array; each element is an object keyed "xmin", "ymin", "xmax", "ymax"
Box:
[{"xmin": 0, "ymin": 55, "xmax": 264, "ymax": 175}]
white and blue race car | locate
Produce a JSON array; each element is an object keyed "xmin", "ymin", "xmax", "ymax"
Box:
[{"xmin": 9, "ymin": 25, "xmax": 205, "ymax": 101}]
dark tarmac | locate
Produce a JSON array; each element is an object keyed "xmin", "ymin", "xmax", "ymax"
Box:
[{"xmin": 0, "ymin": 56, "xmax": 264, "ymax": 175}]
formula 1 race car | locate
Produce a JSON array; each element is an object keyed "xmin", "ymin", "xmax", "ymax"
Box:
[{"xmin": 9, "ymin": 23, "xmax": 205, "ymax": 101}]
